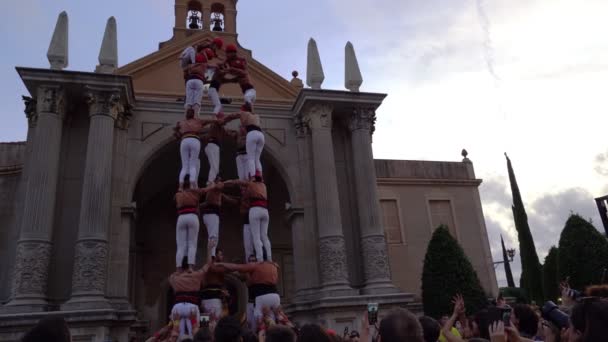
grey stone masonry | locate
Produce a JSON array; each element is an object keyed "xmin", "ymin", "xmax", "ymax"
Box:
[
  {"xmin": 349, "ymin": 107, "xmax": 396, "ymax": 294},
  {"xmin": 63, "ymin": 86, "xmax": 124, "ymax": 310},
  {"xmin": 299, "ymin": 102, "xmax": 354, "ymax": 296},
  {"xmin": 4, "ymin": 85, "xmax": 66, "ymax": 312}
]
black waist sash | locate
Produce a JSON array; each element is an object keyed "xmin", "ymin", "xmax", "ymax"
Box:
[
  {"xmin": 246, "ymin": 125, "xmax": 261, "ymax": 132},
  {"xmin": 174, "ymin": 291, "xmax": 200, "ymax": 305},
  {"xmin": 200, "ymin": 286, "xmax": 224, "ymax": 300},
  {"xmin": 249, "ymin": 284, "xmax": 278, "ymax": 300}
]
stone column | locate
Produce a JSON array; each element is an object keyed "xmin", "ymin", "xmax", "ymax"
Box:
[
  {"xmin": 349, "ymin": 107, "xmax": 396, "ymax": 294},
  {"xmin": 107, "ymin": 108, "xmax": 134, "ymax": 310},
  {"xmin": 4, "ymin": 86, "xmax": 65, "ymax": 312},
  {"xmin": 301, "ymin": 104, "xmax": 354, "ymax": 296},
  {"xmin": 63, "ymin": 87, "xmax": 121, "ymax": 310}
]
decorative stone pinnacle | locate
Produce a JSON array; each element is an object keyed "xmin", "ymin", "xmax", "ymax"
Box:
[
  {"xmin": 96, "ymin": 17, "xmax": 118, "ymax": 74},
  {"xmin": 47, "ymin": 11, "xmax": 69, "ymax": 70},
  {"xmin": 306, "ymin": 38, "xmax": 325, "ymax": 90},
  {"xmin": 345, "ymin": 41, "xmax": 363, "ymax": 92},
  {"xmin": 290, "ymin": 70, "xmax": 303, "ymax": 89}
]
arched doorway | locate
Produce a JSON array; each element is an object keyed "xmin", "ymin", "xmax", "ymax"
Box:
[{"xmin": 129, "ymin": 139, "xmax": 295, "ymax": 331}]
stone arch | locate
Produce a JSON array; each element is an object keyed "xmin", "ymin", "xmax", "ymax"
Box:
[
  {"xmin": 127, "ymin": 126, "xmax": 297, "ymax": 205},
  {"xmin": 186, "ymin": 0, "xmax": 203, "ymax": 29},
  {"xmin": 129, "ymin": 126, "xmax": 297, "ymax": 332}
]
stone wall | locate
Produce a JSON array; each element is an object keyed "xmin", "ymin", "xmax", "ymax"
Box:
[
  {"xmin": 0, "ymin": 142, "xmax": 26, "ymax": 302},
  {"xmin": 375, "ymin": 159, "xmax": 498, "ymax": 298}
]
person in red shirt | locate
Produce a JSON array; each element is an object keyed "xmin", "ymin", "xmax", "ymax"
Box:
[
  {"xmin": 225, "ymin": 176, "xmax": 271, "ymax": 262},
  {"xmin": 222, "ymin": 103, "xmax": 264, "ymax": 179},
  {"xmin": 215, "ymin": 260, "xmax": 281, "ymax": 328},
  {"xmin": 168, "ymin": 240, "xmax": 217, "ymax": 340},
  {"xmin": 216, "ymin": 44, "xmax": 257, "ymax": 107},
  {"xmin": 198, "ymin": 37, "xmax": 226, "ymax": 117},
  {"xmin": 173, "ymin": 111, "xmax": 216, "ymax": 190}
]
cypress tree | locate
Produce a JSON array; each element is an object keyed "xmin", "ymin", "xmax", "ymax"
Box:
[
  {"xmin": 543, "ymin": 247, "xmax": 559, "ymax": 302},
  {"xmin": 558, "ymin": 214, "xmax": 608, "ymax": 290},
  {"xmin": 501, "ymin": 235, "xmax": 515, "ymax": 287},
  {"xmin": 505, "ymin": 154, "xmax": 544, "ymax": 304},
  {"xmin": 422, "ymin": 226, "xmax": 488, "ymax": 318}
]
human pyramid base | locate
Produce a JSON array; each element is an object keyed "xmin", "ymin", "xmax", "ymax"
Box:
[{"xmin": 154, "ymin": 37, "xmax": 293, "ymax": 341}]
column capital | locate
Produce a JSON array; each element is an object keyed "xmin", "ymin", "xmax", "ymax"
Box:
[
  {"xmin": 293, "ymin": 115, "xmax": 310, "ymax": 138},
  {"xmin": 22, "ymin": 95, "xmax": 38, "ymax": 128},
  {"xmin": 301, "ymin": 103, "xmax": 333, "ymax": 130},
  {"xmin": 36, "ymin": 85, "xmax": 66, "ymax": 116},
  {"xmin": 84, "ymin": 86, "xmax": 123, "ymax": 120},
  {"xmin": 115, "ymin": 103, "xmax": 133, "ymax": 130},
  {"xmin": 349, "ymin": 106, "xmax": 376, "ymax": 134}
]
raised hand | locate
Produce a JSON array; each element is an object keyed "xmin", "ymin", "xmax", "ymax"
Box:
[
  {"xmin": 489, "ymin": 321, "xmax": 506, "ymax": 342},
  {"xmin": 451, "ymin": 294, "xmax": 465, "ymax": 316}
]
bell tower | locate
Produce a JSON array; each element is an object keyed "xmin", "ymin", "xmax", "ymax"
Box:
[{"xmin": 170, "ymin": 0, "xmax": 237, "ymax": 42}]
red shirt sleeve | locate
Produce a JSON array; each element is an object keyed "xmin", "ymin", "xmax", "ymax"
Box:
[{"xmin": 204, "ymin": 48, "xmax": 216, "ymax": 60}]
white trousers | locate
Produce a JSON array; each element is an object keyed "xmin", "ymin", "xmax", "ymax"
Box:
[
  {"xmin": 207, "ymin": 86, "xmax": 222, "ymax": 114},
  {"xmin": 201, "ymin": 298, "xmax": 223, "ymax": 318},
  {"xmin": 236, "ymin": 154, "xmax": 248, "ymax": 181},
  {"xmin": 249, "ymin": 207, "xmax": 271, "ymax": 261},
  {"xmin": 243, "ymin": 223, "xmax": 253, "ymax": 259},
  {"xmin": 246, "ymin": 302, "xmax": 256, "ymax": 332},
  {"xmin": 179, "ymin": 138, "xmax": 200, "ymax": 188},
  {"xmin": 185, "ymin": 79, "xmax": 204, "ymax": 108},
  {"xmin": 205, "ymin": 143, "xmax": 220, "ymax": 184},
  {"xmin": 203, "ymin": 213, "xmax": 220, "ymax": 257},
  {"xmin": 244, "ymin": 88, "xmax": 257, "ymax": 104},
  {"xmin": 254, "ymin": 293, "xmax": 281, "ymax": 323},
  {"xmin": 171, "ymin": 302, "xmax": 199, "ymax": 338},
  {"xmin": 176, "ymin": 213, "xmax": 200, "ymax": 267},
  {"xmin": 246, "ymin": 131, "xmax": 265, "ymax": 178}
]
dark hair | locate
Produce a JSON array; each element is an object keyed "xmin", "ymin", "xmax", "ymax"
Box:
[
  {"xmin": 214, "ymin": 316, "xmax": 242, "ymax": 342},
  {"xmin": 513, "ymin": 304, "xmax": 539, "ymax": 337},
  {"xmin": 474, "ymin": 307, "xmax": 503, "ymax": 340},
  {"xmin": 241, "ymin": 330, "xmax": 258, "ymax": 342},
  {"xmin": 585, "ymin": 285, "xmax": 608, "ymax": 298},
  {"xmin": 241, "ymin": 102, "xmax": 253, "ymax": 112},
  {"xmin": 266, "ymin": 325, "xmax": 296, "ymax": 342},
  {"xmin": 571, "ymin": 298, "xmax": 608, "ymax": 341},
  {"xmin": 183, "ymin": 174, "xmax": 191, "ymax": 189},
  {"xmin": 418, "ymin": 316, "xmax": 441, "ymax": 342},
  {"xmin": 378, "ymin": 308, "xmax": 424, "ymax": 342},
  {"xmin": 299, "ymin": 324, "xmax": 330, "ymax": 342},
  {"xmin": 194, "ymin": 326, "xmax": 213, "ymax": 342},
  {"xmin": 21, "ymin": 316, "xmax": 71, "ymax": 342}
]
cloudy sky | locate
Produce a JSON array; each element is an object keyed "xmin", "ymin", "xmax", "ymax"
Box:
[{"xmin": 1, "ymin": 0, "xmax": 607, "ymax": 287}]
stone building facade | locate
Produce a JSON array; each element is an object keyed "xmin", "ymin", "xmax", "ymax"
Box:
[{"xmin": 0, "ymin": 1, "xmax": 497, "ymax": 340}]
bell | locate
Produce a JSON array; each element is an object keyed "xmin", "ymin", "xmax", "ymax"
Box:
[
  {"xmin": 211, "ymin": 13, "xmax": 223, "ymax": 32},
  {"xmin": 188, "ymin": 11, "xmax": 201, "ymax": 30}
]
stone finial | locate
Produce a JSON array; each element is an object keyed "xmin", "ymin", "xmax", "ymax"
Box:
[
  {"xmin": 345, "ymin": 41, "xmax": 363, "ymax": 92},
  {"xmin": 462, "ymin": 148, "xmax": 471, "ymax": 163},
  {"xmin": 47, "ymin": 11, "xmax": 69, "ymax": 70},
  {"xmin": 306, "ymin": 38, "xmax": 325, "ymax": 89},
  {"xmin": 290, "ymin": 70, "xmax": 304, "ymax": 89},
  {"xmin": 95, "ymin": 17, "xmax": 118, "ymax": 74}
]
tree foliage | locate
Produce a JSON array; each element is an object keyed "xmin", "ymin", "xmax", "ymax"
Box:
[{"xmin": 422, "ymin": 226, "xmax": 488, "ymax": 318}]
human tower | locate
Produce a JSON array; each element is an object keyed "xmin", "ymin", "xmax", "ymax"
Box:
[{"xmin": 160, "ymin": 37, "xmax": 289, "ymax": 339}]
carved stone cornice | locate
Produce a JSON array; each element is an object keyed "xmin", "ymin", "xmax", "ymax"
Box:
[
  {"xmin": 293, "ymin": 115, "xmax": 310, "ymax": 138},
  {"xmin": 115, "ymin": 103, "xmax": 133, "ymax": 130},
  {"xmin": 349, "ymin": 106, "xmax": 376, "ymax": 134},
  {"xmin": 36, "ymin": 85, "xmax": 65, "ymax": 117},
  {"xmin": 22, "ymin": 95, "xmax": 37, "ymax": 128},
  {"xmin": 301, "ymin": 103, "xmax": 333, "ymax": 130},
  {"xmin": 84, "ymin": 87, "xmax": 122, "ymax": 120}
]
